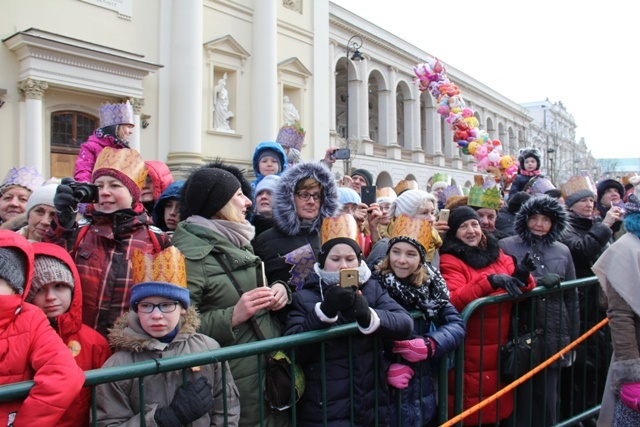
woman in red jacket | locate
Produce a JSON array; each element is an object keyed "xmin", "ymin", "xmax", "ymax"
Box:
[
  {"xmin": 438, "ymin": 207, "xmax": 536, "ymax": 426},
  {"xmin": 27, "ymin": 242, "xmax": 112, "ymax": 427},
  {"xmin": 0, "ymin": 230, "xmax": 84, "ymax": 426}
]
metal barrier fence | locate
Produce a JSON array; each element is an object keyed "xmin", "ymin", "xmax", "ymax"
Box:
[{"xmin": 0, "ymin": 276, "xmax": 609, "ymax": 426}]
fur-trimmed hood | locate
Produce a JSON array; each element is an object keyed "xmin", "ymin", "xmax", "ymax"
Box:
[
  {"xmin": 108, "ymin": 306, "xmax": 200, "ymax": 352},
  {"xmin": 440, "ymin": 231, "xmax": 501, "ymax": 269},
  {"xmin": 272, "ymin": 162, "xmax": 339, "ymax": 236},
  {"xmin": 514, "ymin": 195, "xmax": 568, "ymax": 246}
]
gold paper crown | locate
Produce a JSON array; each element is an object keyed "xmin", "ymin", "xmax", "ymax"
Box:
[
  {"xmin": 390, "ymin": 214, "xmax": 432, "ymax": 252},
  {"xmin": 561, "ymin": 174, "xmax": 596, "ymax": 199},
  {"xmin": 93, "ymin": 147, "xmax": 148, "ymax": 190},
  {"xmin": 376, "ymin": 186, "xmax": 397, "ymax": 201},
  {"xmin": 394, "ymin": 179, "xmax": 419, "ymax": 196},
  {"xmin": 131, "ymin": 247, "xmax": 187, "ymax": 288},
  {"xmin": 467, "ymin": 185, "xmax": 501, "ymax": 210},
  {"xmin": 320, "ymin": 214, "xmax": 359, "ymax": 246}
]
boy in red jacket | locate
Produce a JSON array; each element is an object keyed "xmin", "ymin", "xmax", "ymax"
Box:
[
  {"xmin": 26, "ymin": 242, "xmax": 112, "ymax": 426},
  {"xmin": 0, "ymin": 230, "xmax": 84, "ymax": 426}
]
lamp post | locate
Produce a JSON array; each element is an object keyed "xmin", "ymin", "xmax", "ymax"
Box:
[
  {"xmin": 344, "ymin": 35, "xmax": 364, "ymax": 175},
  {"xmin": 546, "ymin": 147, "xmax": 555, "ymax": 184}
]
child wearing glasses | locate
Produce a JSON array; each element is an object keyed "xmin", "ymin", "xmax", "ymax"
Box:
[{"xmin": 96, "ymin": 247, "xmax": 240, "ymax": 427}]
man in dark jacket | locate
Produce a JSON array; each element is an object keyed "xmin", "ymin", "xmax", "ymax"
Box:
[{"xmin": 495, "ymin": 191, "xmax": 531, "ymax": 236}]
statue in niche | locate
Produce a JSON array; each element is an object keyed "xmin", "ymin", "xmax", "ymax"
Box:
[
  {"xmin": 213, "ymin": 73, "xmax": 234, "ymax": 131},
  {"xmin": 282, "ymin": 96, "xmax": 301, "ymax": 126}
]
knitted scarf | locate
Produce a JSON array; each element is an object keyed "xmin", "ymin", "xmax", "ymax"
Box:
[
  {"xmin": 186, "ymin": 215, "xmax": 255, "ymax": 248},
  {"xmin": 520, "ymin": 169, "xmax": 541, "ymax": 177},
  {"xmin": 376, "ymin": 263, "xmax": 450, "ymax": 319}
]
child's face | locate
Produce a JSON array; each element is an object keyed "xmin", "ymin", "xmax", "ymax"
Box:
[
  {"xmin": 0, "ymin": 278, "xmax": 16, "ymax": 295},
  {"xmin": 523, "ymin": 157, "xmax": 538, "ymax": 171},
  {"xmin": 389, "ymin": 242, "xmax": 421, "ymax": 279},
  {"xmin": 117, "ymin": 124, "xmax": 134, "ymax": 141},
  {"xmin": 137, "ymin": 296, "xmax": 185, "ymax": 339},
  {"xmin": 140, "ymin": 176, "xmax": 155, "ymax": 203},
  {"xmin": 258, "ymin": 156, "xmax": 280, "ymax": 176},
  {"xmin": 94, "ymin": 175, "xmax": 134, "ymax": 213},
  {"xmin": 31, "ymin": 282, "xmax": 72, "ymax": 318},
  {"xmin": 163, "ymin": 200, "xmax": 180, "ymax": 231}
]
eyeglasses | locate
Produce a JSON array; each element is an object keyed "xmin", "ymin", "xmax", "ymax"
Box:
[
  {"xmin": 296, "ymin": 192, "xmax": 321, "ymax": 202},
  {"xmin": 135, "ymin": 301, "xmax": 180, "ymax": 313}
]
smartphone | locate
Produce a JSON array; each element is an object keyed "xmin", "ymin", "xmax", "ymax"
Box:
[
  {"xmin": 361, "ymin": 185, "xmax": 377, "ymax": 205},
  {"xmin": 439, "ymin": 208, "xmax": 450, "ymax": 223},
  {"xmin": 332, "ymin": 148, "xmax": 351, "ymax": 160},
  {"xmin": 339, "ymin": 268, "xmax": 359, "ymax": 288}
]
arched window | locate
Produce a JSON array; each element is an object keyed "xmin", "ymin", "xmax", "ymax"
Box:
[{"xmin": 51, "ymin": 111, "xmax": 97, "ymax": 178}]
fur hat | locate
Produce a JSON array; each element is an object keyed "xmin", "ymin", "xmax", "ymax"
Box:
[
  {"xmin": 518, "ymin": 147, "xmax": 541, "ymax": 171},
  {"xmin": 596, "ymin": 179, "xmax": 624, "ymax": 203},
  {"xmin": 0, "ymin": 247, "xmax": 27, "ymax": 295},
  {"xmin": 391, "ymin": 190, "xmax": 436, "ymax": 218},
  {"xmin": 255, "ymin": 175, "xmax": 281, "ymax": 196},
  {"xmin": 181, "ymin": 160, "xmax": 252, "ymax": 220},
  {"xmin": 25, "ymin": 183, "xmax": 58, "ymax": 217},
  {"xmin": 515, "ymin": 195, "xmax": 568, "ymax": 245},
  {"xmin": 351, "ymin": 168, "xmax": 374, "ymax": 186},
  {"xmin": 29, "ymin": 255, "xmax": 75, "ymax": 301},
  {"xmin": 446, "ymin": 206, "xmax": 480, "ymax": 238}
]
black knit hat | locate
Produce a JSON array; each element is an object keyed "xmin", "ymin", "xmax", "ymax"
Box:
[
  {"xmin": 447, "ymin": 206, "xmax": 480, "ymax": 237},
  {"xmin": 182, "ymin": 161, "xmax": 244, "ymax": 219},
  {"xmin": 318, "ymin": 237, "xmax": 363, "ymax": 269},
  {"xmin": 508, "ymin": 191, "xmax": 532, "ymax": 214},
  {"xmin": 351, "ymin": 168, "xmax": 374, "ymax": 186},
  {"xmin": 596, "ymin": 179, "xmax": 624, "ymax": 203}
]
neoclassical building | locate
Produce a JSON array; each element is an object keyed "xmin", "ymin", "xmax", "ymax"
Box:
[{"xmin": 0, "ymin": 0, "xmax": 586, "ymax": 189}]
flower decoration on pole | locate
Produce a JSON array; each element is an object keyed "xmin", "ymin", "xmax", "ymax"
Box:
[{"xmin": 414, "ymin": 58, "xmax": 517, "ymax": 186}]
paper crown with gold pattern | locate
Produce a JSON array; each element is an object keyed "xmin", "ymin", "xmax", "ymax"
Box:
[
  {"xmin": 92, "ymin": 147, "xmax": 148, "ymax": 201},
  {"xmin": 0, "ymin": 166, "xmax": 44, "ymax": 194},
  {"xmin": 99, "ymin": 101, "xmax": 135, "ymax": 128},
  {"xmin": 276, "ymin": 125, "xmax": 305, "ymax": 151},
  {"xmin": 528, "ymin": 177, "xmax": 556, "ymax": 195},
  {"xmin": 376, "ymin": 187, "xmax": 397, "ymax": 203},
  {"xmin": 320, "ymin": 214, "xmax": 359, "ymax": 246},
  {"xmin": 130, "ymin": 247, "xmax": 190, "ymax": 309},
  {"xmin": 431, "ymin": 173, "xmax": 451, "ymax": 191},
  {"xmin": 467, "ymin": 184, "xmax": 501, "ymax": 210},
  {"xmin": 389, "ymin": 214, "xmax": 432, "ymax": 261},
  {"xmin": 560, "ymin": 174, "xmax": 596, "ymax": 199},
  {"xmin": 394, "ymin": 179, "xmax": 419, "ymax": 196}
]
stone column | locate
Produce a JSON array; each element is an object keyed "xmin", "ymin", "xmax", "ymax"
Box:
[
  {"xmin": 167, "ymin": 0, "xmax": 203, "ymax": 171},
  {"xmin": 387, "ymin": 67, "xmax": 397, "ymax": 146},
  {"xmin": 252, "ymin": 1, "xmax": 278, "ymax": 144},
  {"xmin": 18, "ymin": 78, "xmax": 48, "ymax": 173},
  {"xmin": 128, "ymin": 97, "xmax": 144, "ymax": 152},
  {"xmin": 357, "ymin": 60, "xmax": 369, "ymax": 141}
]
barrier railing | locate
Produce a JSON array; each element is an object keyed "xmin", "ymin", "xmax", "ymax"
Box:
[{"xmin": 0, "ymin": 276, "xmax": 608, "ymax": 427}]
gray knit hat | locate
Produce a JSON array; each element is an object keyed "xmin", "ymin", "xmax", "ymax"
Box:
[
  {"xmin": 28, "ymin": 255, "xmax": 75, "ymax": 301},
  {"xmin": 0, "ymin": 247, "xmax": 27, "ymax": 295},
  {"xmin": 565, "ymin": 189, "xmax": 595, "ymax": 208}
]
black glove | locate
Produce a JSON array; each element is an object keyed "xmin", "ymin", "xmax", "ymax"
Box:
[
  {"xmin": 320, "ymin": 285, "xmax": 356, "ymax": 318},
  {"xmin": 342, "ymin": 293, "xmax": 372, "ymax": 328},
  {"xmin": 155, "ymin": 377, "xmax": 214, "ymax": 427},
  {"xmin": 537, "ymin": 273, "xmax": 563, "ymax": 289},
  {"xmin": 512, "ymin": 252, "xmax": 536, "ymax": 284},
  {"xmin": 488, "ymin": 274, "xmax": 525, "ymax": 298},
  {"xmin": 54, "ymin": 178, "xmax": 78, "ymax": 229}
]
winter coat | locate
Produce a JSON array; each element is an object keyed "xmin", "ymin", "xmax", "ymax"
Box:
[
  {"xmin": 151, "ymin": 180, "xmax": 184, "ymax": 231},
  {"xmin": 171, "ymin": 220, "xmax": 290, "ymax": 427},
  {"xmin": 439, "ymin": 232, "xmax": 536, "ymax": 425},
  {"xmin": 96, "ymin": 307, "xmax": 240, "ymax": 427},
  {"xmin": 250, "ymin": 141, "xmax": 288, "ymax": 193},
  {"xmin": 284, "ymin": 272, "xmax": 413, "ymax": 427},
  {"xmin": 74, "ymin": 133, "xmax": 124, "ymax": 183},
  {"xmin": 0, "ymin": 231, "xmax": 85, "ymax": 426},
  {"xmin": 377, "ymin": 264, "xmax": 466, "ymax": 427},
  {"xmin": 561, "ymin": 211, "xmax": 612, "ymax": 279},
  {"xmin": 495, "ymin": 206, "xmax": 516, "ymax": 236},
  {"xmin": 45, "ymin": 205, "xmax": 169, "ymax": 337},
  {"xmin": 31, "ymin": 242, "xmax": 112, "ymax": 427},
  {"xmin": 499, "ymin": 195, "xmax": 579, "ymax": 368},
  {"xmin": 143, "ymin": 160, "xmax": 174, "ymax": 214},
  {"xmin": 253, "ymin": 162, "xmax": 339, "ymax": 286},
  {"xmin": 508, "ymin": 173, "xmax": 533, "ymax": 198}
]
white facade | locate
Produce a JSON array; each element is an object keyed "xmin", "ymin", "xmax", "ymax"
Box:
[{"xmin": 0, "ymin": 0, "xmax": 579, "ymax": 190}]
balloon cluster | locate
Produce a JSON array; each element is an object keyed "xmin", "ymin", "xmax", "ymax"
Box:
[{"xmin": 414, "ymin": 58, "xmax": 518, "ymax": 183}]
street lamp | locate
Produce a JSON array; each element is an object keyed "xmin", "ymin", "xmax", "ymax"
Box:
[
  {"xmin": 546, "ymin": 147, "xmax": 555, "ymax": 184},
  {"xmin": 344, "ymin": 35, "xmax": 364, "ymax": 175}
]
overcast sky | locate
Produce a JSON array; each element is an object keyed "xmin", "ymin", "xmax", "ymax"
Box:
[{"xmin": 332, "ymin": 0, "xmax": 640, "ymax": 159}]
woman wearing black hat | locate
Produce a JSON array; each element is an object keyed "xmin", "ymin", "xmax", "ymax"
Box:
[
  {"xmin": 439, "ymin": 206, "xmax": 536, "ymax": 425},
  {"xmin": 172, "ymin": 161, "xmax": 290, "ymax": 427}
]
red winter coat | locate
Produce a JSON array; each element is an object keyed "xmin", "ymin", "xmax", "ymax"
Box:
[
  {"xmin": 45, "ymin": 204, "xmax": 169, "ymax": 337},
  {"xmin": 30, "ymin": 242, "xmax": 112, "ymax": 427},
  {"xmin": 0, "ymin": 231, "xmax": 84, "ymax": 426},
  {"xmin": 439, "ymin": 234, "xmax": 536, "ymax": 425},
  {"xmin": 144, "ymin": 160, "xmax": 174, "ymax": 202}
]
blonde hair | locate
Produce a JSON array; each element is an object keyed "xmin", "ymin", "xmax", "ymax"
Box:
[{"xmin": 215, "ymin": 199, "xmax": 246, "ymax": 223}]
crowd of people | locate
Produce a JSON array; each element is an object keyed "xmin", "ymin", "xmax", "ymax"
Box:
[{"xmin": 0, "ymin": 102, "xmax": 639, "ymax": 427}]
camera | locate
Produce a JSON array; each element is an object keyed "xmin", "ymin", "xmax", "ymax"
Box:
[{"xmin": 68, "ymin": 181, "xmax": 100, "ymax": 203}]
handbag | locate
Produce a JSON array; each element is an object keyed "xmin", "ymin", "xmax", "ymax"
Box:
[
  {"xmin": 500, "ymin": 300, "xmax": 543, "ymax": 383},
  {"xmin": 214, "ymin": 253, "xmax": 304, "ymax": 410}
]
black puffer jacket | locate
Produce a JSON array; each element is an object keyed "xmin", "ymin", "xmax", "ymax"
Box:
[
  {"xmin": 285, "ymin": 272, "xmax": 413, "ymax": 427},
  {"xmin": 560, "ymin": 211, "xmax": 612, "ymax": 279},
  {"xmin": 499, "ymin": 195, "xmax": 579, "ymax": 367},
  {"xmin": 254, "ymin": 162, "xmax": 338, "ymax": 286}
]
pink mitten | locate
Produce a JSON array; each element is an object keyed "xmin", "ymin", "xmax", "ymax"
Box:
[
  {"xmin": 620, "ymin": 382, "xmax": 640, "ymax": 412},
  {"xmin": 392, "ymin": 338, "xmax": 429, "ymax": 363},
  {"xmin": 386, "ymin": 363, "xmax": 414, "ymax": 389}
]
